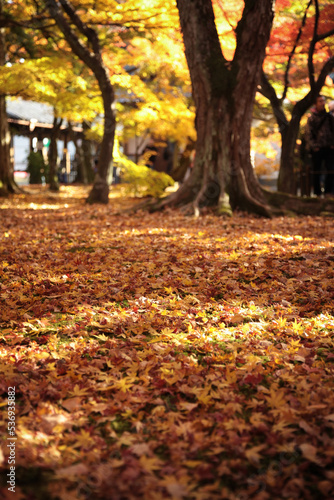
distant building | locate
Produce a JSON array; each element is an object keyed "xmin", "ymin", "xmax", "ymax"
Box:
[{"xmin": 7, "ymin": 99, "xmax": 78, "ymax": 179}]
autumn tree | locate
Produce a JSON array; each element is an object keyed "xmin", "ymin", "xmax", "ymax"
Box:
[
  {"xmin": 259, "ymin": 0, "xmax": 334, "ymax": 194},
  {"xmin": 44, "ymin": 0, "xmax": 185, "ymax": 203},
  {"xmin": 114, "ymin": 26, "xmax": 194, "ymax": 164},
  {"xmin": 43, "ymin": 0, "xmax": 115, "ymax": 203},
  {"xmin": 148, "ymin": 0, "xmax": 274, "ymax": 217},
  {"xmin": 0, "ymin": 0, "xmax": 97, "ymax": 194},
  {"xmin": 0, "ymin": 0, "xmax": 61, "ymax": 194}
]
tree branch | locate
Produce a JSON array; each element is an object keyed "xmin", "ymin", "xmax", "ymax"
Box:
[
  {"xmin": 316, "ymin": 27, "xmax": 334, "ymax": 42},
  {"xmin": 282, "ymin": 0, "xmax": 312, "ymax": 101},
  {"xmin": 233, "ymin": 0, "xmax": 274, "ymax": 72},
  {"xmin": 308, "ymin": 0, "xmax": 320, "ymax": 88},
  {"xmin": 45, "ymin": 0, "xmax": 99, "ymax": 71},
  {"xmin": 315, "ymin": 56, "xmax": 334, "ymax": 93},
  {"xmin": 58, "ymin": 0, "xmax": 101, "ymax": 56},
  {"xmin": 258, "ymin": 70, "xmax": 289, "ymax": 133}
]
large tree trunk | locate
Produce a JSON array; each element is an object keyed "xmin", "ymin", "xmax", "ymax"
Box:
[{"xmin": 155, "ymin": 0, "xmax": 274, "ymax": 216}]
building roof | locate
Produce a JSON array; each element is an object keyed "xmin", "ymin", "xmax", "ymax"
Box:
[
  {"xmin": 6, "ymin": 98, "xmax": 54, "ymax": 124},
  {"xmin": 6, "ymin": 98, "xmax": 82, "ymax": 134}
]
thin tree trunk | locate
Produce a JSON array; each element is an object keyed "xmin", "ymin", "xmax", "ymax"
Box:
[
  {"xmin": 170, "ymin": 138, "xmax": 195, "ymax": 182},
  {"xmin": 277, "ymin": 114, "xmax": 301, "ymax": 194},
  {"xmin": 86, "ymin": 80, "xmax": 115, "ymax": 203},
  {"xmin": 46, "ymin": 0, "xmax": 116, "ymax": 204},
  {"xmin": 260, "ymin": 76, "xmax": 333, "ymax": 195},
  {"xmin": 0, "ymin": 94, "xmax": 11, "ymax": 195},
  {"xmin": 48, "ymin": 116, "xmax": 62, "ymax": 191},
  {"xmin": 81, "ymin": 122, "xmax": 95, "ymax": 183},
  {"xmin": 259, "ymin": 0, "xmax": 334, "ymax": 196},
  {"xmin": 68, "ymin": 123, "xmax": 88, "ymax": 185}
]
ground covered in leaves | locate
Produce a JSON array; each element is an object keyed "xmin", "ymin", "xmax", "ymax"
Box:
[{"xmin": 1, "ymin": 186, "xmax": 334, "ymax": 500}]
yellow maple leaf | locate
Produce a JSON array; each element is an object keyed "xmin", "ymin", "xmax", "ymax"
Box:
[
  {"xmin": 139, "ymin": 455, "xmax": 163, "ymax": 473},
  {"xmin": 265, "ymin": 385, "xmax": 286, "ymax": 408},
  {"xmin": 225, "ymin": 368, "xmax": 238, "ymax": 384},
  {"xmin": 68, "ymin": 385, "xmax": 90, "ymax": 397},
  {"xmin": 113, "ymin": 377, "xmax": 136, "ymax": 392},
  {"xmin": 72, "ymin": 430, "xmax": 92, "ymax": 449},
  {"xmin": 245, "ymin": 444, "xmax": 266, "ymax": 464}
]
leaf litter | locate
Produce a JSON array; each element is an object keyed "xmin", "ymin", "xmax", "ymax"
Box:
[{"xmin": 0, "ymin": 186, "xmax": 334, "ymax": 499}]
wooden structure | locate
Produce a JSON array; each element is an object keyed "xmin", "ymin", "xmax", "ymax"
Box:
[{"xmin": 7, "ymin": 99, "xmax": 82, "ymax": 175}]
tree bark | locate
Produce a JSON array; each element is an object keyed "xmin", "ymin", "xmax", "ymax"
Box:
[
  {"xmin": 153, "ymin": 0, "xmax": 274, "ymax": 217},
  {"xmin": 0, "ymin": 24, "xmax": 20, "ymax": 196},
  {"xmin": 0, "ymin": 94, "xmax": 11, "ymax": 195},
  {"xmin": 81, "ymin": 122, "xmax": 95, "ymax": 183},
  {"xmin": 68, "ymin": 122, "xmax": 89, "ymax": 185},
  {"xmin": 48, "ymin": 116, "xmax": 62, "ymax": 191},
  {"xmin": 46, "ymin": 0, "xmax": 116, "ymax": 204}
]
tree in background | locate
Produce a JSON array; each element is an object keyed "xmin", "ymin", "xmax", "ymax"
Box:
[
  {"xmin": 0, "ymin": 0, "xmax": 31, "ymax": 195},
  {"xmin": 0, "ymin": 0, "xmax": 103, "ymax": 195},
  {"xmin": 45, "ymin": 0, "xmax": 116, "ymax": 203},
  {"xmin": 114, "ymin": 25, "xmax": 195, "ymax": 161},
  {"xmin": 259, "ymin": 0, "xmax": 334, "ymax": 194},
  {"xmin": 44, "ymin": 0, "xmax": 192, "ymax": 203}
]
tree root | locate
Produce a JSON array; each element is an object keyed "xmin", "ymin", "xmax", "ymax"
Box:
[
  {"xmin": 230, "ymin": 168, "xmax": 273, "ymax": 218},
  {"xmin": 263, "ymin": 189, "xmax": 334, "ymax": 216},
  {"xmin": 123, "ymin": 179, "xmax": 334, "ymax": 218},
  {"xmin": 217, "ymin": 193, "xmax": 233, "ymax": 217},
  {"xmin": 0, "ymin": 179, "xmax": 25, "ymax": 197},
  {"xmin": 127, "ymin": 180, "xmax": 274, "ymax": 218},
  {"xmin": 86, "ymin": 177, "xmax": 109, "ymax": 204}
]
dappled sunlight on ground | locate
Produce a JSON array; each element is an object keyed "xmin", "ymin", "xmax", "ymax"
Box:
[
  {"xmin": 0, "ymin": 185, "xmax": 142, "ymax": 211},
  {"xmin": 1, "ymin": 188, "xmax": 334, "ymax": 499}
]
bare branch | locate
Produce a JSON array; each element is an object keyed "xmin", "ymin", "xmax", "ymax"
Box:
[
  {"xmin": 215, "ymin": 0, "xmax": 236, "ymax": 32},
  {"xmin": 282, "ymin": 0, "xmax": 312, "ymax": 101},
  {"xmin": 316, "ymin": 27, "xmax": 334, "ymax": 42}
]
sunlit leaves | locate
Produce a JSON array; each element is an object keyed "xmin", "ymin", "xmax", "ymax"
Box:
[
  {"xmin": 2, "ymin": 0, "xmax": 190, "ymax": 147},
  {"xmin": 0, "ymin": 56, "xmax": 102, "ymax": 122}
]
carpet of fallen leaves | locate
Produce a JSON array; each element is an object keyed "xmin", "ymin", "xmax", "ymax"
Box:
[{"xmin": 1, "ymin": 185, "xmax": 334, "ymax": 500}]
